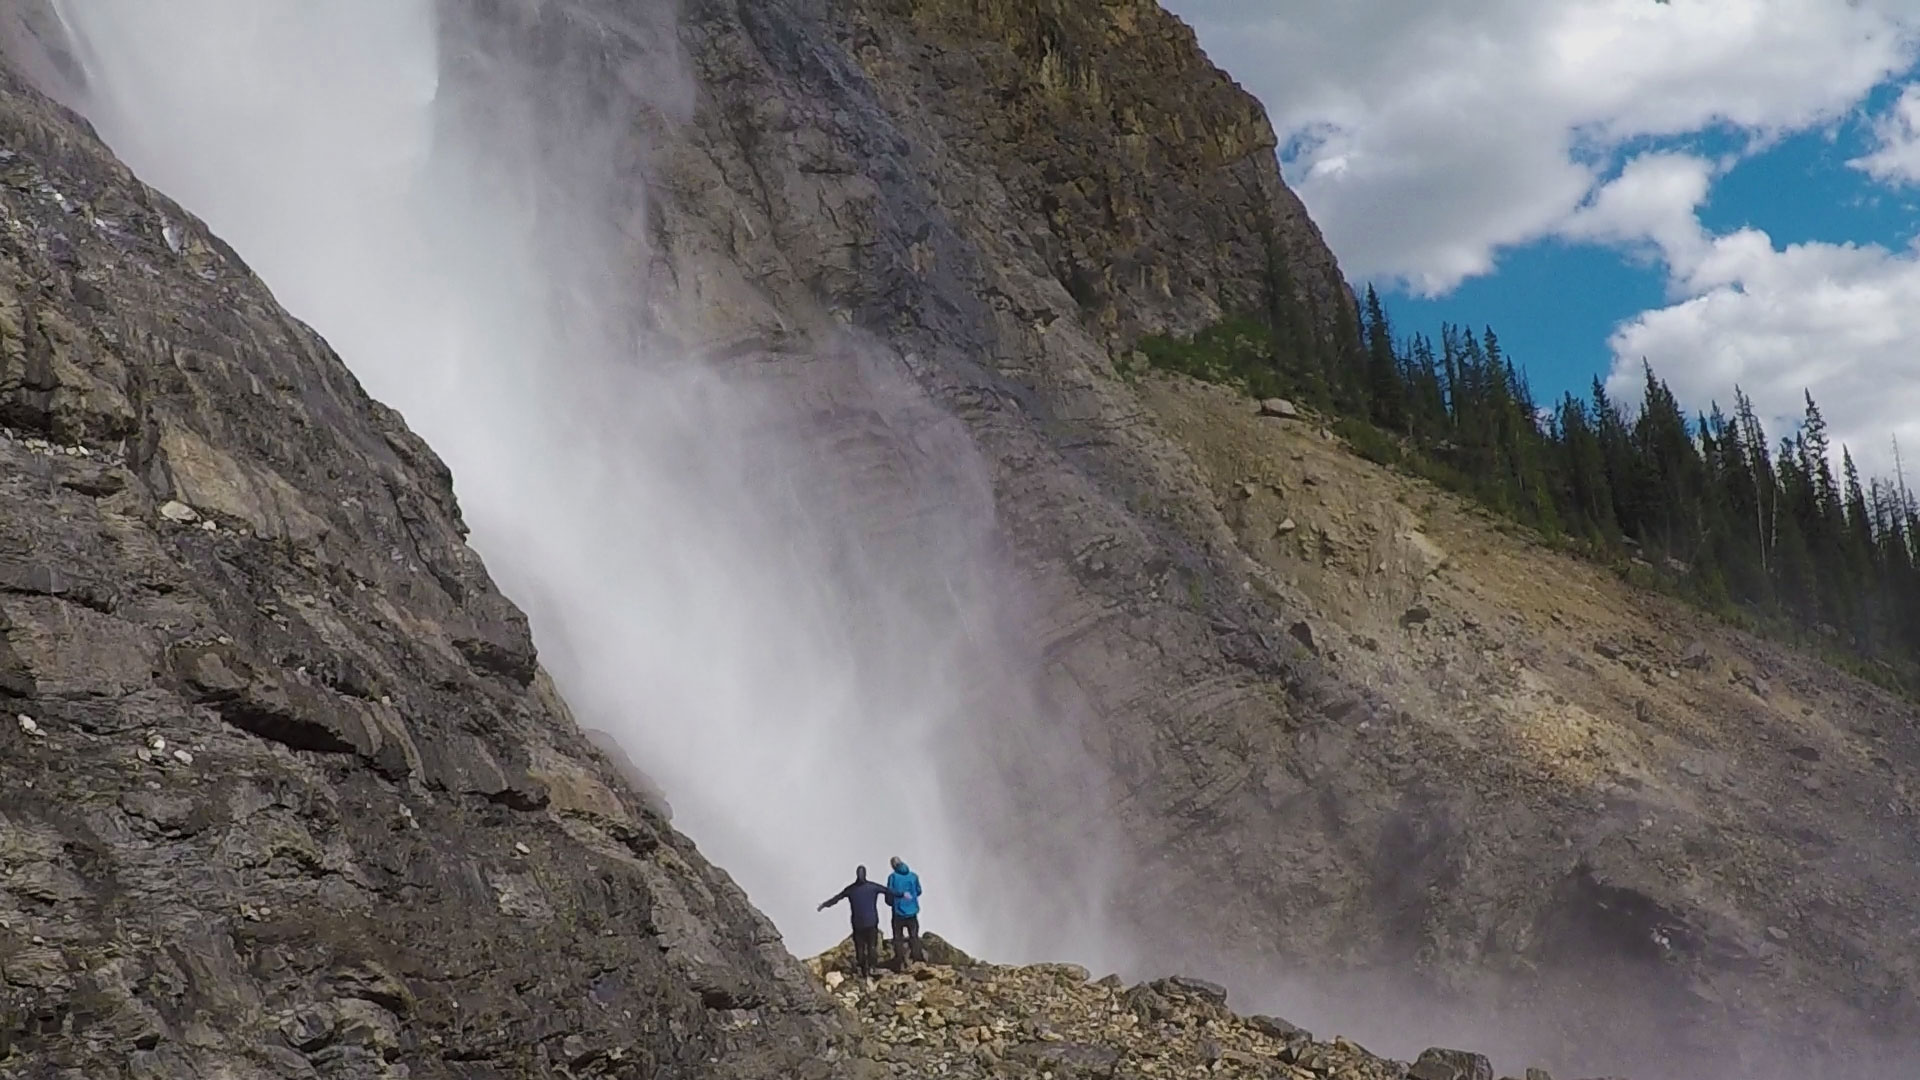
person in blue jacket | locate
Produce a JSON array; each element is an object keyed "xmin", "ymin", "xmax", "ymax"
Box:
[
  {"xmin": 818, "ymin": 865, "xmax": 899, "ymax": 978},
  {"xmin": 886, "ymin": 855, "xmax": 925, "ymax": 971}
]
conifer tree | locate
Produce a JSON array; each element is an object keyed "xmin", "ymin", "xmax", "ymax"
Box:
[
  {"xmin": 1144, "ymin": 293, "xmax": 1920, "ymax": 686},
  {"xmin": 1361, "ymin": 286, "xmax": 1405, "ymax": 431}
]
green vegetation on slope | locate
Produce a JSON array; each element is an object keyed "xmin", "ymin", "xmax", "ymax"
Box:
[{"xmin": 1137, "ymin": 287, "xmax": 1920, "ymax": 696}]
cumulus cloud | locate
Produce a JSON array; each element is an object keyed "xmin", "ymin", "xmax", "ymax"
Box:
[
  {"xmin": 1559, "ymin": 152, "xmax": 1716, "ymax": 270},
  {"xmin": 1592, "ymin": 176, "xmax": 1920, "ymax": 479},
  {"xmin": 1161, "ymin": 1, "xmax": 1920, "ymax": 478},
  {"xmin": 1162, "ymin": 0, "xmax": 1920, "ymax": 294},
  {"xmin": 1851, "ymin": 83, "xmax": 1920, "ymax": 184}
]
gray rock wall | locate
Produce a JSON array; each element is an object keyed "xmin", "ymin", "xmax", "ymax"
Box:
[
  {"xmin": 433, "ymin": 1, "xmax": 1920, "ymax": 1076},
  {"xmin": 0, "ymin": 59, "xmax": 863, "ymax": 1078}
]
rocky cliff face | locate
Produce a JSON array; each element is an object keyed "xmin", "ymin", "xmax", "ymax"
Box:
[
  {"xmin": 0, "ymin": 59, "xmax": 864, "ymax": 1078},
  {"xmin": 4, "ymin": 2, "xmax": 1916, "ymax": 1080},
  {"xmin": 438, "ymin": 1, "xmax": 1920, "ymax": 1076},
  {"xmin": 840, "ymin": 0, "xmax": 1352, "ymax": 345}
]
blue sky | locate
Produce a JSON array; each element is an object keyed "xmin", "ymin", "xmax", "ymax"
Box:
[
  {"xmin": 1386, "ymin": 234, "xmax": 1668, "ymax": 406},
  {"xmin": 1162, "ymin": 0, "xmax": 1920, "ymax": 479},
  {"xmin": 1391, "ymin": 106, "xmax": 1920, "ymax": 411}
]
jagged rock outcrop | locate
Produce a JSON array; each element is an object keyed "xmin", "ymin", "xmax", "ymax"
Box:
[
  {"xmin": 838, "ymin": 0, "xmax": 1352, "ymax": 346},
  {"xmin": 807, "ymin": 941, "xmax": 1550, "ymax": 1080},
  {"xmin": 0, "ymin": 61, "xmax": 866, "ymax": 1078}
]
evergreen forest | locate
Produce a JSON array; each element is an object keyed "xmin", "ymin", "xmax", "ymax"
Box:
[{"xmin": 1132, "ymin": 284, "xmax": 1920, "ymax": 694}]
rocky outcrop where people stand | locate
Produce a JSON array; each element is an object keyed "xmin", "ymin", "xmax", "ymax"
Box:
[
  {"xmin": 0, "ymin": 51, "xmax": 865, "ymax": 1080},
  {"xmin": 808, "ymin": 939, "xmax": 1581, "ymax": 1080}
]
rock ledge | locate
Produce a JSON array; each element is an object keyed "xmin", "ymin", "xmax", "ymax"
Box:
[{"xmin": 807, "ymin": 939, "xmax": 1593, "ymax": 1080}]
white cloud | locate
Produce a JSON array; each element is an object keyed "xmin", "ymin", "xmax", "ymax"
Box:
[
  {"xmin": 1162, "ymin": 1, "xmax": 1920, "ymax": 479},
  {"xmin": 1851, "ymin": 83, "xmax": 1920, "ymax": 183},
  {"xmin": 1597, "ymin": 194, "xmax": 1920, "ymax": 480},
  {"xmin": 1162, "ymin": 0, "xmax": 1920, "ymax": 294},
  {"xmin": 1559, "ymin": 152, "xmax": 1716, "ymax": 272}
]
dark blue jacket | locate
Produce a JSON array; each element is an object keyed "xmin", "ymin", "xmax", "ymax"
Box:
[
  {"xmin": 887, "ymin": 864, "xmax": 921, "ymax": 919},
  {"xmin": 822, "ymin": 878, "xmax": 897, "ymax": 929}
]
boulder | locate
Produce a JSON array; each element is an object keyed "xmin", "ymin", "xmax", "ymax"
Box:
[
  {"xmin": 1121, "ymin": 983, "xmax": 1176, "ymax": 1024},
  {"xmin": 813, "ymin": 931, "xmax": 977, "ymax": 976},
  {"xmin": 1006, "ymin": 1041, "xmax": 1122, "ymax": 1077},
  {"xmin": 1157, "ymin": 974, "xmax": 1229, "ymax": 1006},
  {"xmin": 1409, "ymin": 1047, "xmax": 1495, "ymax": 1080},
  {"xmin": 1258, "ymin": 397, "xmax": 1302, "ymax": 419},
  {"xmin": 1403, "ymin": 529, "xmax": 1450, "ymax": 577},
  {"xmin": 1247, "ymin": 1014, "xmax": 1312, "ymax": 1041}
]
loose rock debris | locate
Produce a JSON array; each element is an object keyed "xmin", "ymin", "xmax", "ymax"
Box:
[{"xmin": 808, "ymin": 936, "xmax": 1573, "ymax": 1079}]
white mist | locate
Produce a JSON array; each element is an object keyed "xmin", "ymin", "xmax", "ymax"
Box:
[{"xmin": 48, "ymin": 0, "xmax": 1123, "ymax": 965}]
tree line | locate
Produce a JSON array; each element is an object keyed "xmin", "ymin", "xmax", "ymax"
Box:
[{"xmin": 1133, "ymin": 284, "xmax": 1920, "ymax": 691}]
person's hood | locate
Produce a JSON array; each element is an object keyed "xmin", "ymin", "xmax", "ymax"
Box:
[{"xmin": 892, "ymin": 862, "xmax": 911, "ymax": 876}]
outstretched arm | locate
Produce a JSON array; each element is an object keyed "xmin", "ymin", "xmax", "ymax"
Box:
[{"xmin": 817, "ymin": 885, "xmax": 851, "ymax": 911}]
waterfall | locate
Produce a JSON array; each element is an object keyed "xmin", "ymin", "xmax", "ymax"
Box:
[{"xmin": 43, "ymin": 0, "xmax": 1124, "ymax": 965}]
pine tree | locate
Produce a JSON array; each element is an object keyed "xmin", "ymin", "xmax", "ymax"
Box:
[
  {"xmin": 1326, "ymin": 290, "xmax": 1365, "ymax": 411},
  {"xmin": 1773, "ymin": 435, "xmax": 1818, "ymax": 619},
  {"xmin": 1591, "ymin": 377, "xmax": 1637, "ymax": 533},
  {"xmin": 1262, "ymin": 238, "xmax": 1326, "ymax": 405},
  {"xmin": 1362, "ymin": 286, "xmax": 1405, "ymax": 431},
  {"xmin": 1627, "ymin": 362, "xmax": 1702, "ymax": 558},
  {"xmin": 1800, "ymin": 393, "xmax": 1838, "ymax": 513},
  {"xmin": 1404, "ymin": 333, "xmax": 1448, "ymax": 444},
  {"xmin": 1836, "ymin": 448, "xmax": 1877, "ymax": 639},
  {"xmin": 1163, "ymin": 287, "xmax": 1920, "ymax": 685},
  {"xmin": 1790, "ymin": 393, "xmax": 1851, "ymax": 627}
]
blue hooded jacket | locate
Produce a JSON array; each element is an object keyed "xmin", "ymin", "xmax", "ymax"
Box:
[{"xmin": 886, "ymin": 863, "xmax": 921, "ymax": 919}]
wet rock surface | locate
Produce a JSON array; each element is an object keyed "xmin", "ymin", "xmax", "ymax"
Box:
[
  {"xmin": 0, "ymin": 59, "xmax": 862, "ymax": 1080},
  {"xmin": 525, "ymin": 0, "xmax": 1919, "ymax": 1072},
  {"xmin": 433, "ymin": 0, "xmax": 1392, "ymax": 995}
]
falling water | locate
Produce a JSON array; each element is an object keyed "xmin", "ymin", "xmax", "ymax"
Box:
[
  {"xmin": 23, "ymin": 6, "xmax": 1920, "ymax": 1080},
  {"xmin": 40, "ymin": 0, "xmax": 1125, "ymax": 965}
]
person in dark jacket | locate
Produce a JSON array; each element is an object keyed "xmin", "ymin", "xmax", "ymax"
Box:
[
  {"xmin": 818, "ymin": 865, "xmax": 899, "ymax": 977},
  {"xmin": 885, "ymin": 855, "xmax": 925, "ymax": 971}
]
